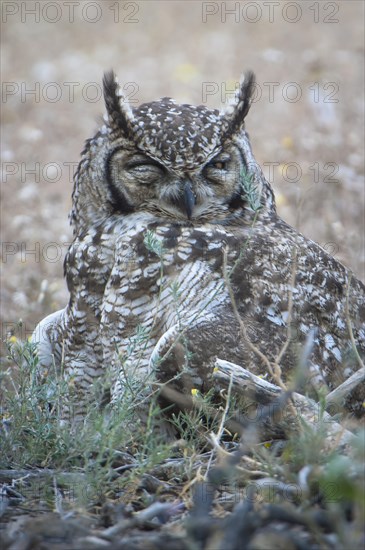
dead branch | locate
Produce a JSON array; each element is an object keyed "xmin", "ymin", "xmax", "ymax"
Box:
[{"xmin": 214, "ymin": 359, "xmax": 356, "ymax": 449}]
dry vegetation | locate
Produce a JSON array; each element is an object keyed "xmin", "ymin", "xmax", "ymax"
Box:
[
  {"xmin": 1, "ymin": 1, "xmax": 364, "ymax": 549},
  {"xmin": 1, "ymin": 335, "xmax": 364, "ymax": 549}
]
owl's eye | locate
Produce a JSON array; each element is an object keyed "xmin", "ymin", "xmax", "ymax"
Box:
[
  {"xmin": 125, "ymin": 158, "xmax": 165, "ymax": 184},
  {"xmin": 210, "ymin": 160, "xmax": 226, "ymax": 170},
  {"xmin": 204, "ymin": 157, "xmax": 230, "ymax": 184}
]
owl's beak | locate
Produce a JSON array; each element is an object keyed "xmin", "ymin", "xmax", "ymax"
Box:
[{"xmin": 183, "ymin": 181, "xmax": 196, "ymax": 219}]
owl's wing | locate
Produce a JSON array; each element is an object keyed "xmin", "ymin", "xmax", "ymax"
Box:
[{"xmin": 230, "ymin": 216, "xmax": 365, "ymax": 410}]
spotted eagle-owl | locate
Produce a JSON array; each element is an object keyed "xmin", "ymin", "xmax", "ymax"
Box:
[{"xmin": 33, "ymin": 70, "xmax": 365, "ymax": 422}]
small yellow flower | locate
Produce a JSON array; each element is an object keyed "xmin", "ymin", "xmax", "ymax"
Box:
[
  {"xmin": 264, "ymin": 442, "xmax": 272, "ymax": 448},
  {"xmin": 191, "ymin": 388, "xmax": 199, "ymax": 397},
  {"xmin": 8, "ymin": 336, "xmax": 18, "ymax": 344},
  {"xmin": 281, "ymin": 136, "xmax": 294, "ymax": 149}
]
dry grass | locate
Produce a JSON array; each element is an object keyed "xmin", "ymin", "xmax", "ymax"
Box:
[{"xmin": 1, "ymin": 337, "xmax": 364, "ymax": 549}]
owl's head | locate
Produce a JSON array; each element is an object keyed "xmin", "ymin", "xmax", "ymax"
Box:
[{"xmin": 71, "ymin": 71, "xmax": 275, "ymax": 234}]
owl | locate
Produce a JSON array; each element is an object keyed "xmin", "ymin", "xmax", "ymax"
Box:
[{"xmin": 32, "ymin": 70, "xmax": 365, "ymax": 423}]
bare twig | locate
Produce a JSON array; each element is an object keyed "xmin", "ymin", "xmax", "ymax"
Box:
[
  {"xmin": 222, "ymin": 249, "xmax": 274, "ymax": 377},
  {"xmin": 222, "ymin": 248, "xmax": 299, "ymax": 420},
  {"xmin": 205, "ymin": 372, "xmax": 234, "ymax": 479}
]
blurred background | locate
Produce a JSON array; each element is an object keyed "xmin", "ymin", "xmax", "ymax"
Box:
[{"xmin": 1, "ymin": 0, "xmax": 364, "ymax": 345}]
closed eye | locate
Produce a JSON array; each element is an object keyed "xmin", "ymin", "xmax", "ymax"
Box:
[
  {"xmin": 126, "ymin": 158, "xmax": 164, "ymax": 170},
  {"xmin": 125, "ymin": 156, "xmax": 165, "ymax": 183},
  {"xmin": 127, "ymin": 163, "xmax": 163, "ymax": 173}
]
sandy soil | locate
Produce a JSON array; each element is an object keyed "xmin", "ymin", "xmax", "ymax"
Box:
[{"xmin": 1, "ymin": 0, "xmax": 364, "ymax": 349}]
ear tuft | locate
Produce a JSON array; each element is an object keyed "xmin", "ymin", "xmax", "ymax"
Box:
[
  {"xmin": 222, "ymin": 70, "xmax": 256, "ymax": 137},
  {"xmin": 102, "ymin": 70, "xmax": 135, "ymax": 139},
  {"xmin": 236, "ymin": 70, "xmax": 255, "ymax": 119}
]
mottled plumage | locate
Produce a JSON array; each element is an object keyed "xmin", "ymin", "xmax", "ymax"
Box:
[{"xmin": 33, "ymin": 70, "xmax": 365, "ymax": 421}]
